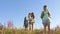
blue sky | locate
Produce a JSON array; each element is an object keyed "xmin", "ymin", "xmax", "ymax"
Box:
[{"xmin": 0, "ymin": 0, "xmax": 60, "ymax": 29}]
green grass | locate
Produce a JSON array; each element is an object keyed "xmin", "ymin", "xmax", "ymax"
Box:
[{"xmin": 0, "ymin": 28, "xmax": 60, "ymax": 34}]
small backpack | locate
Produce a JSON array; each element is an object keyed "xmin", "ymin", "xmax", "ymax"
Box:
[{"xmin": 41, "ymin": 11, "xmax": 50, "ymax": 19}]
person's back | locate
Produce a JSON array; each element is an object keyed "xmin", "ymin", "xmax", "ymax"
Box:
[
  {"xmin": 24, "ymin": 20, "xmax": 28, "ymax": 27},
  {"xmin": 24, "ymin": 17, "xmax": 28, "ymax": 30}
]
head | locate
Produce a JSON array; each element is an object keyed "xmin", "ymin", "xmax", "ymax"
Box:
[
  {"xmin": 28, "ymin": 13, "xmax": 31, "ymax": 15},
  {"xmin": 43, "ymin": 5, "xmax": 48, "ymax": 11},
  {"xmin": 24, "ymin": 17, "xmax": 27, "ymax": 21},
  {"xmin": 28, "ymin": 13, "xmax": 31, "ymax": 17},
  {"xmin": 31, "ymin": 12, "xmax": 34, "ymax": 15},
  {"xmin": 31, "ymin": 12, "xmax": 35, "ymax": 19}
]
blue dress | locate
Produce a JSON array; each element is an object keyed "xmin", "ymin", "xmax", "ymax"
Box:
[
  {"xmin": 42, "ymin": 11, "xmax": 50, "ymax": 23},
  {"xmin": 24, "ymin": 21, "xmax": 28, "ymax": 27}
]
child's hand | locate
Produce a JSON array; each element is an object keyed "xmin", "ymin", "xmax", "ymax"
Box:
[
  {"xmin": 49, "ymin": 16, "xmax": 51, "ymax": 18},
  {"xmin": 49, "ymin": 17, "xmax": 51, "ymax": 18}
]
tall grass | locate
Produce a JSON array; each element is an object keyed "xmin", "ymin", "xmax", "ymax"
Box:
[{"xmin": 0, "ymin": 28, "xmax": 60, "ymax": 34}]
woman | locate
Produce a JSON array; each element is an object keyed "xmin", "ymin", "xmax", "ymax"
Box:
[
  {"xmin": 41, "ymin": 5, "xmax": 51, "ymax": 34},
  {"xmin": 31, "ymin": 12, "xmax": 35, "ymax": 31},
  {"xmin": 24, "ymin": 17, "xmax": 28, "ymax": 30},
  {"xmin": 28, "ymin": 13, "xmax": 32, "ymax": 30}
]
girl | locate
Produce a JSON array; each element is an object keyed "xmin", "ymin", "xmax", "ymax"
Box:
[
  {"xmin": 28, "ymin": 13, "xmax": 31, "ymax": 30},
  {"xmin": 24, "ymin": 17, "xmax": 28, "ymax": 30},
  {"xmin": 31, "ymin": 12, "xmax": 35, "ymax": 31},
  {"xmin": 41, "ymin": 5, "xmax": 51, "ymax": 34}
]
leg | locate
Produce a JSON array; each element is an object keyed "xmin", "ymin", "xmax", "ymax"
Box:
[
  {"xmin": 43, "ymin": 23, "xmax": 46, "ymax": 34},
  {"xmin": 25, "ymin": 26, "xmax": 28, "ymax": 30},
  {"xmin": 32, "ymin": 23, "xmax": 33, "ymax": 31},
  {"xmin": 29, "ymin": 24, "xmax": 31, "ymax": 30},
  {"xmin": 25, "ymin": 27, "xmax": 26, "ymax": 30},
  {"xmin": 47, "ymin": 23, "xmax": 50, "ymax": 34}
]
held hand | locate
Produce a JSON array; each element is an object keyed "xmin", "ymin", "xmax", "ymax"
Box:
[
  {"xmin": 48, "ymin": 15, "xmax": 51, "ymax": 18},
  {"xmin": 48, "ymin": 16, "xmax": 51, "ymax": 18}
]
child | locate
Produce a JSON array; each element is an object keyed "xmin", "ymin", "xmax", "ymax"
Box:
[
  {"xmin": 31, "ymin": 12, "xmax": 35, "ymax": 31},
  {"xmin": 41, "ymin": 5, "xmax": 51, "ymax": 34},
  {"xmin": 24, "ymin": 17, "xmax": 28, "ymax": 30},
  {"xmin": 28, "ymin": 13, "xmax": 32, "ymax": 30}
]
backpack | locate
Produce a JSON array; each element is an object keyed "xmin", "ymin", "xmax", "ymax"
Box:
[
  {"xmin": 41, "ymin": 11, "xmax": 50, "ymax": 19},
  {"xmin": 41, "ymin": 11, "xmax": 44, "ymax": 19},
  {"xmin": 24, "ymin": 21, "xmax": 28, "ymax": 26}
]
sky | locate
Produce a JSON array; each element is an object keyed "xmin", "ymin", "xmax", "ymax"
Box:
[{"xmin": 0, "ymin": 0, "xmax": 60, "ymax": 29}]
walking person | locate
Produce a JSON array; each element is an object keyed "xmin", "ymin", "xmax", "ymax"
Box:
[
  {"xmin": 24, "ymin": 17, "xmax": 28, "ymax": 30},
  {"xmin": 41, "ymin": 5, "xmax": 51, "ymax": 34},
  {"xmin": 31, "ymin": 12, "xmax": 35, "ymax": 31},
  {"xmin": 28, "ymin": 13, "xmax": 32, "ymax": 30}
]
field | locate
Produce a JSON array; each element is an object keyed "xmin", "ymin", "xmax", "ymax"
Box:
[{"xmin": 0, "ymin": 28, "xmax": 60, "ymax": 34}]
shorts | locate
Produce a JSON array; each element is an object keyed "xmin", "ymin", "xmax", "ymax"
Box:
[{"xmin": 42, "ymin": 19, "xmax": 50, "ymax": 23}]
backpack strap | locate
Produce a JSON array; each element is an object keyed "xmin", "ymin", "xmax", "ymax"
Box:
[
  {"xmin": 41, "ymin": 11, "xmax": 44, "ymax": 19},
  {"xmin": 48, "ymin": 11, "xmax": 51, "ymax": 17}
]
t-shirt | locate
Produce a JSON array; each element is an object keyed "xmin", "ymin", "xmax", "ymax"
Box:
[
  {"xmin": 28, "ymin": 15, "xmax": 31, "ymax": 21},
  {"xmin": 42, "ymin": 11, "xmax": 49, "ymax": 20}
]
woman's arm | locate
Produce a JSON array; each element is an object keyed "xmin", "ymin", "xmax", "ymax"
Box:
[
  {"xmin": 48, "ymin": 11, "xmax": 51, "ymax": 18},
  {"xmin": 41, "ymin": 11, "xmax": 44, "ymax": 19}
]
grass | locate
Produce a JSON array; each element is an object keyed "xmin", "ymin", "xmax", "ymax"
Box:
[{"xmin": 0, "ymin": 28, "xmax": 60, "ymax": 34}]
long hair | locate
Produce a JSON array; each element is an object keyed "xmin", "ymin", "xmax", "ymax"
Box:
[
  {"xmin": 24, "ymin": 17, "xmax": 27, "ymax": 22},
  {"xmin": 31, "ymin": 12, "xmax": 35, "ymax": 19}
]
